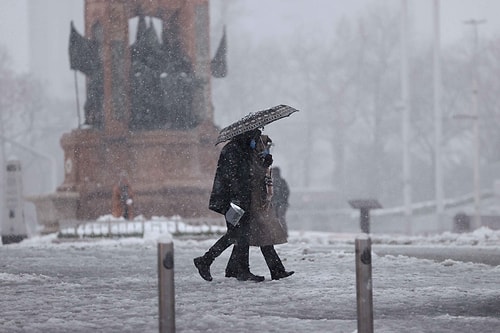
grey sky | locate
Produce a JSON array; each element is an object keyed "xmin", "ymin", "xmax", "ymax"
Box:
[{"xmin": 1, "ymin": 0, "xmax": 500, "ymax": 74}]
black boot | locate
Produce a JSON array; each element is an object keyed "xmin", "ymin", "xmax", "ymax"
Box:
[
  {"xmin": 193, "ymin": 256, "xmax": 213, "ymax": 281},
  {"xmin": 225, "ymin": 270, "xmax": 238, "ymax": 278},
  {"xmin": 271, "ymin": 270, "xmax": 295, "ymax": 280},
  {"xmin": 230, "ymin": 244, "xmax": 264, "ymax": 282},
  {"xmin": 261, "ymin": 245, "xmax": 294, "ymax": 280},
  {"xmin": 225, "ymin": 271, "xmax": 237, "ymax": 278},
  {"xmin": 195, "ymin": 233, "xmax": 234, "ymax": 281},
  {"xmin": 237, "ymin": 271, "xmax": 265, "ymax": 282}
]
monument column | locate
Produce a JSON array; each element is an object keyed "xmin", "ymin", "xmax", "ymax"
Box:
[
  {"xmin": 190, "ymin": 0, "xmax": 213, "ymax": 123},
  {"xmin": 85, "ymin": 0, "xmax": 131, "ymax": 136}
]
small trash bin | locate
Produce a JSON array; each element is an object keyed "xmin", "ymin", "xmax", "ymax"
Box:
[{"xmin": 453, "ymin": 212, "xmax": 471, "ymax": 233}]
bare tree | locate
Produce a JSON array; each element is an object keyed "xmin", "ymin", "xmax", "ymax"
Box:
[
  {"xmin": 0, "ymin": 46, "xmax": 55, "ymax": 195},
  {"xmin": 211, "ymin": 3, "xmax": 500, "ymax": 208}
]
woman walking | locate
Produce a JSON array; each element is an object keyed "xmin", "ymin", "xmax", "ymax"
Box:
[{"xmin": 225, "ymin": 134, "xmax": 294, "ymax": 280}]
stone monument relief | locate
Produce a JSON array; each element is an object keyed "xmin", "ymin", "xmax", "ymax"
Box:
[{"xmin": 30, "ymin": 0, "xmax": 227, "ymax": 233}]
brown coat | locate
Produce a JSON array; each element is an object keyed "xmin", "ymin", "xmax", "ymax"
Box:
[{"xmin": 247, "ymin": 136, "xmax": 287, "ymax": 246}]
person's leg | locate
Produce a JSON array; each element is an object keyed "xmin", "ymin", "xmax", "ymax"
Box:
[
  {"xmin": 225, "ymin": 245, "xmax": 240, "ymax": 277},
  {"xmin": 225, "ymin": 216, "xmax": 264, "ymax": 282},
  {"xmin": 233, "ymin": 243, "xmax": 264, "ymax": 282},
  {"xmin": 225, "ymin": 243, "xmax": 264, "ymax": 281},
  {"xmin": 260, "ymin": 245, "xmax": 294, "ymax": 280},
  {"xmin": 194, "ymin": 233, "xmax": 233, "ymax": 281}
]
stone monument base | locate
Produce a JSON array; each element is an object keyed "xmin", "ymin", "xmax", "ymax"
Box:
[
  {"xmin": 30, "ymin": 122, "xmax": 221, "ymax": 233},
  {"xmin": 26, "ymin": 191, "xmax": 80, "ymax": 234}
]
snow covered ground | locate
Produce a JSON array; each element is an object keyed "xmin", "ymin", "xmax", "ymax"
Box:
[{"xmin": 1, "ymin": 217, "xmax": 499, "ymax": 333}]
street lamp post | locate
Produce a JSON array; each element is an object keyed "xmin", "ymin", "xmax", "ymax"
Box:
[
  {"xmin": 433, "ymin": 0, "xmax": 444, "ymax": 229},
  {"xmin": 400, "ymin": 0, "xmax": 412, "ymax": 232},
  {"xmin": 464, "ymin": 19, "xmax": 486, "ymax": 230},
  {"xmin": 0, "ymin": 108, "xmax": 5, "ymax": 227}
]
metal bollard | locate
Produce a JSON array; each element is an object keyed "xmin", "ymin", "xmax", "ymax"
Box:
[
  {"xmin": 158, "ymin": 239, "xmax": 175, "ymax": 333},
  {"xmin": 355, "ymin": 236, "xmax": 374, "ymax": 333}
]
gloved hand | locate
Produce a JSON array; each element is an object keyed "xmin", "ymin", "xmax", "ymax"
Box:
[{"xmin": 263, "ymin": 154, "xmax": 273, "ymax": 167}]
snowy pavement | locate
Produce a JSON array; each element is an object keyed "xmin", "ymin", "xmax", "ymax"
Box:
[{"xmin": 1, "ymin": 225, "xmax": 499, "ymax": 333}]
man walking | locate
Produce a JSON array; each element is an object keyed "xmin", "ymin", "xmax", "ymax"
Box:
[{"xmin": 193, "ymin": 129, "xmax": 265, "ymax": 282}]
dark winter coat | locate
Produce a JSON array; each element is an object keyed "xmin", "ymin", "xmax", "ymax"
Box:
[{"xmin": 208, "ymin": 133, "xmax": 255, "ymax": 216}]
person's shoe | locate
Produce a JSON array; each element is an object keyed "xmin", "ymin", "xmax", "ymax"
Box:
[
  {"xmin": 236, "ymin": 271, "xmax": 265, "ymax": 282},
  {"xmin": 193, "ymin": 257, "xmax": 213, "ymax": 281},
  {"xmin": 225, "ymin": 270, "xmax": 238, "ymax": 278},
  {"xmin": 271, "ymin": 270, "xmax": 295, "ymax": 280}
]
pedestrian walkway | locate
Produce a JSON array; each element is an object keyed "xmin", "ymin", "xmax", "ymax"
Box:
[{"xmin": 0, "ymin": 232, "xmax": 498, "ymax": 332}]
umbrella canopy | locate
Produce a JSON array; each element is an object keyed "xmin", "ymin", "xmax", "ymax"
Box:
[{"xmin": 215, "ymin": 104, "xmax": 299, "ymax": 145}]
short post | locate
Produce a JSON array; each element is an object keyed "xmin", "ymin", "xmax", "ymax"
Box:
[
  {"xmin": 1, "ymin": 160, "xmax": 28, "ymax": 244},
  {"xmin": 158, "ymin": 238, "xmax": 175, "ymax": 333},
  {"xmin": 348, "ymin": 199, "xmax": 382, "ymax": 234},
  {"xmin": 355, "ymin": 236, "xmax": 374, "ymax": 333}
]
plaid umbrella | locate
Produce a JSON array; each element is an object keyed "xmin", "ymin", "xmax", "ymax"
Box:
[{"xmin": 215, "ymin": 104, "xmax": 299, "ymax": 145}]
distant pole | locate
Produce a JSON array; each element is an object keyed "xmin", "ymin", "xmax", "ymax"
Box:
[
  {"xmin": 464, "ymin": 19, "xmax": 486, "ymax": 230},
  {"xmin": 73, "ymin": 70, "xmax": 81, "ymax": 128},
  {"xmin": 400, "ymin": 0, "xmax": 412, "ymax": 232},
  {"xmin": 158, "ymin": 241, "xmax": 175, "ymax": 333},
  {"xmin": 0, "ymin": 109, "xmax": 6, "ymax": 230},
  {"xmin": 355, "ymin": 237, "xmax": 374, "ymax": 333},
  {"xmin": 433, "ymin": 0, "xmax": 444, "ymax": 230}
]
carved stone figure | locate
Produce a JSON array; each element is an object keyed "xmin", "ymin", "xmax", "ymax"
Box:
[
  {"xmin": 129, "ymin": 14, "xmax": 199, "ymax": 130},
  {"xmin": 69, "ymin": 21, "xmax": 104, "ymax": 128}
]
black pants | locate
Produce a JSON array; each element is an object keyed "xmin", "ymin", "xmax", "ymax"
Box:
[
  {"xmin": 202, "ymin": 216, "xmax": 250, "ymax": 273},
  {"xmin": 226, "ymin": 244, "xmax": 286, "ymax": 276}
]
